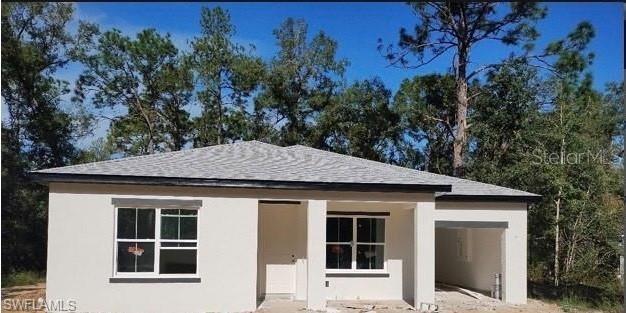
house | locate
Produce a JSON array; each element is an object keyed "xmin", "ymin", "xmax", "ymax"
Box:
[{"xmin": 33, "ymin": 141, "xmax": 539, "ymax": 313}]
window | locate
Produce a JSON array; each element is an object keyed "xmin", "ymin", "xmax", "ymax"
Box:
[
  {"xmin": 115, "ymin": 208, "xmax": 198, "ymax": 276},
  {"xmin": 326, "ymin": 215, "xmax": 386, "ymax": 271}
]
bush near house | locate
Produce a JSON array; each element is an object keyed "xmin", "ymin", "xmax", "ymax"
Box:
[{"xmin": 1, "ymin": 271, "xmax": 44, "ymax": 288}]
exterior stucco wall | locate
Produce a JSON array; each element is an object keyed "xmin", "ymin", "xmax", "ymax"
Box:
[
  {"xmin": 46, "ymin": 183, "xmax": 259, "ymax": 313},
  {"xmin": 434, "ymin": 202, "xmax": 527, "ymax": 304},
  {"xmin": 323, "ymin": 201, "xmax": 416, "ymax": 302},
  {"xmin": 46, "ymin": 182, "xmax": 527, "ymax": 310},
  {"xmin": 435, "ymin": 228, "xmax": 503, "ymax": 292}
]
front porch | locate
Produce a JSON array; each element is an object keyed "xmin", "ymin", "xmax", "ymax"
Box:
[
  {"xmin": 256, "ymin": 197, "xmax": 526, "ymax": 311},
  {"xmin": 256, "ymin": 196, "xmax": 435, "ymax": 311}
]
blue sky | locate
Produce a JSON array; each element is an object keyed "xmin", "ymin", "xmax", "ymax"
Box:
[
  {"xmin": 22, "ymin": 2, "xmax": 624, "ymax": 147},
  {"xmin": 72, "ymin": 2, "xmax": 623, "ymax": 91}
]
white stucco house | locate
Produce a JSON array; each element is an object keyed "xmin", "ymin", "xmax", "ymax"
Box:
[{"xmin": 33, "ymin": 141, "xmax": 540, "ymax": 313}]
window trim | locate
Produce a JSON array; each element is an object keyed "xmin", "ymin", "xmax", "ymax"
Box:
[
  {"xmin": 326, "ymin": 214, "xmax": 388, "ymax": 274},
  {"xmin": 113, "ymin": 206, "xmax": 200, "ymax": 279}
]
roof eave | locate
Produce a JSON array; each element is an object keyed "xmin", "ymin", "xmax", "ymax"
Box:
[
  {"xmin": 31, "ymin": 172, "xmax": 452, "ymax": 193},
  {"xmin": 436, "ymin": 194, "xmax": 542, "ymax": 203}
]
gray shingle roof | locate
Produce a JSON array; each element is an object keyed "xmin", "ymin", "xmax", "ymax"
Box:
[{"xmin": 33, "ymin": 141, "xmax": 539, "ymax": 201}]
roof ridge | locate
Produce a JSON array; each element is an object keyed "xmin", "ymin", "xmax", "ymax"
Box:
[
  {"xmin": 286, "ymin": 145, "xmax": 538, "ymax": 196},
  {"xmin": 285, "ymin": 145, "xmax": 436, "ymax": 181}
]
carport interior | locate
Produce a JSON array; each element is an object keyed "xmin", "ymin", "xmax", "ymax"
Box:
[{"xmin": 435, "ymin": 223, "xmax": 505, "ymax": 299}]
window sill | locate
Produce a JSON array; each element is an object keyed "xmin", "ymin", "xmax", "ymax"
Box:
[
  {"xmin": 109, "ymin": 277, "xmax": 201, "ymax": 283},
  {"xmin": 325, "ymin": 271, "xmax": 390, "ymax": 278}
]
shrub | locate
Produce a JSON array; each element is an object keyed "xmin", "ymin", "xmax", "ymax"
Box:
[{"xmin": 1, "ymin": 271, "xmax": 44, "ymax": 288}]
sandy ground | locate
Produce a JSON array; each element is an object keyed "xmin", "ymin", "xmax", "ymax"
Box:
[
  {"xmin": 1, "ymin": 283, "xmax": 570, "ymax": 313},
  {"xmin": 1, "ymin": 283, "xmax": 46, "ymax": 313},
  {"xmin": 258, "ymin": 296, "xmax": 566, "ymax": 313}
]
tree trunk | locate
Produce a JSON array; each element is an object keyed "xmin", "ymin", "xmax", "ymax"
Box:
[
  {"xmin": 554, "ymin": 189, "xmax": 561, "ymax": 287},
  {"xmin": 216, "ymin": 87, "xmax": 223, "ymax": 145},
  {"xmin": 453, "ymin": 49, "xmax": 468, "ymax": 177},
  {"xmin": 554, "ymin": 100, "xmax": 565, "ymax": 287},
  {"xmin": 134, "ymin": 99, "xmax": 155, "ymax": 154}
]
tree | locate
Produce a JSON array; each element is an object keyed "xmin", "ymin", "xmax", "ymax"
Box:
[
  {"xmin": 468, "ymin": 58, "xmax": 544, "ymax": 183},
  {"xmin": 191, "ymin": 7, "xmax": 264, "ymax": 147},
  {"xmin": 466, "ymin": 24, "xmax": 623, "ymax": 289},
  {"xmin": 381, "ymin": 2, "xmax": 546, "ymax": 176},
  {"xmin": 393, "ymin": 74, "xmax": 458, "ymax": 174},
  {"xmin": 159, "ymin": 56, "xmax": 194, "ymax": 151},
  {"xmin": 74, "ymin": 28, "xmax": 193, "ymax": 155},
  {"xmin": 313, "ymin": 78, "xmax": 400, "ymax": 162},
  {"xmin": 256, "ymin": 18, "xmax": 348, "ymax": 146},
  {"xmin": 1, "ymin": 2, "xmax": 91, "ymax": 273}
]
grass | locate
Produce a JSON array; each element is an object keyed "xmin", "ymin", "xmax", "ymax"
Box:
[
  {"xmin": 1, "ymin": 271, "xmax": 45, "ymax": 288},
  {"xmin": 558, "ymin": 295, "xmax": 622, "ymax": 313}
]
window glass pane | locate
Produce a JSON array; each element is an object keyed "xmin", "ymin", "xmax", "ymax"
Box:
[
  {"xmin": 136, "ymin": 209, "xmax": 155, "ymax": 239},
  {"xmin": 161, "ymin": 242, "xmax": 197, "ymax": 247},
  {"xmin": 180, "ymin": 216, "xmax": 197, "ymax": 239},
  {"xmin": 326, "ymin": 244, "xmax": 352, "ymax": 269},
  {"xmin": 117, "ymin": 242, "xmax": 155, "ymax": 272},
  {"xmin": 135, "ymin": 243, "xmax": 155, "ymax": 272},
  {"xmin": 161, "ymin": 216, "xmax": 179, "ymax": 239},
  {"xmin": 357, "ymin": 218, "xmax": 385, "ymax": 243},
  {"xmin": 162, "ymin": 209, "xmax": 179, "ymax": 215},
  {"xmin": 180, "ymin": 209, "xmax": 197, "ymax": 216},
  {"xmin": 117, "ymin": 208, "xmax": 136, "ymax": 239},
  {"xmin": 356, "ymin": 245, "xmax": 384, "ymax": 269},
  {"xmin": 326, "ymin": 217, "xmax": 352, "ymax": 242},
  {"xmin": 159, "ymin": 249, "xmax": 197, "ymax": 274}
]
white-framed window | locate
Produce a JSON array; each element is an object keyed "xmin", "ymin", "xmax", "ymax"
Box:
[
  {"xmin": 114, "ymin": 207, "xmax": 198, "ymax": 277},
  {"xmin": 326, "ymin": 215, "xmax": 386, "ymax": 272}
]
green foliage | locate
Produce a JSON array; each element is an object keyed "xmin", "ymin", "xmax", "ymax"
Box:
[
  {"xmin": 74, "ymin": 28, "xmax": 193, "ymax": 155},
  {"xmin": 1, "ymin": 3, "xmax": 92, "ymax": 274},
  {"xmin": 467, "ymin": 25, "xmax": 623, "ymax": 296},
  {"xmin": 381, "ymin": 2, "xmax": 546, "ymax": 68},
  {"xmin": 255, "ymin": 18, "xmax": 348, "ymax": 146},
  {"xmin": 393, "ymin": 74, "xmax": 457, "ymax": 174},
  {"xmin": 380, "ymin": 2, "xmax": 548, "ymax": 177},
  {"xmin": 1, "ymin": 271, "xmax": 44, "ymax": 288},
  {"xmin": 313, "ymin": 78, "xmax": 400, "ymax": 163},
  {"xmin": 191, "ymin": 7, "xmax": 265, "ymax": 146}
]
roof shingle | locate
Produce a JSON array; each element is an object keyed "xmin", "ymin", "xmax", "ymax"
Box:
[{"xmin": 33, "ymin": 141, "xmax": 539, "ymax": 201}]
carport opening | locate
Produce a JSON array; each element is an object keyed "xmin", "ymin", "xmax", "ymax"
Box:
[{"xmin": 435, "ymin": 223, "xmax": 505, "ymax": 300}]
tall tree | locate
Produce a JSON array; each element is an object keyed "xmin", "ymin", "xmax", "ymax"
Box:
[
  {"xmin": 256, "ymin": 18, "xmax": 347, "ymax": 146},
  {"xmin": 393, "ymin": 74, "xmax": 458, "ymax": 174},
  {"xmin": 467, "ymin": 23, "xmax": 622, "ymax": 289},
  {"xmin": 313, "ymin": 78, "xmax": 400, "ymax": 162},
  {"xmin": 381, "ymin": 2, "xmax": 546, "ymax": 176},
  {"xmin": 74, "ymin": 28, "xmax": 193, "ymax": 155},
  {"xmin": 1, "ymin": 2, "xmax": 91, "ymax": 273},
  {"xmin": 468, "ymin": 58, "xmax": 544, "ymax": 183},
  {"xmin": 191, "ymin": 7, "xmax": 264, "ymax": 147}
]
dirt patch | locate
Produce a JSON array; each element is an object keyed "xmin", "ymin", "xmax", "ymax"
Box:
[
  {"xmin": 435, "ymin": 287, "xmax": 564, "ymax": 313},
  {"xmin": 1, "ymin": 283, "xmax": 45, "ymax": 313},
  {"xmin": 258, "ymin": 295, "xmax": 569, "ymax": 313},
  {"xmin": 0, "ymin": 283, "xmax": 581, "ymax": 313}
]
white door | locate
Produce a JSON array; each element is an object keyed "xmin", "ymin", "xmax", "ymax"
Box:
[{"xmin": 259, "ymin": 205, "xmax": 298, "ymax": 295}]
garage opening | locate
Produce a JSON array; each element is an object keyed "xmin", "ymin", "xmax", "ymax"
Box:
[{"xmin": 435, "ymin": 221, "xmax": 506, "ymax": 300}]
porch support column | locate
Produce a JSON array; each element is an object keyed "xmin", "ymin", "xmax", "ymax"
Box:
[
  {"xmin": 307, "ymin": 200, "xmax": 327, "ymax": 310},
  {"xmin": 502, "ymin": 210, "xmax": 527, "ymax": 304},
  {"xmin": 414, "ymin": 200, "xmax": 435, "ymax": 309}
]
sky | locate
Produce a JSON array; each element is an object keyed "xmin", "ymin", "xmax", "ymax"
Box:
[{"xmin": 9, "ymin": 2, "xmax": 624, "ymax": 147}]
